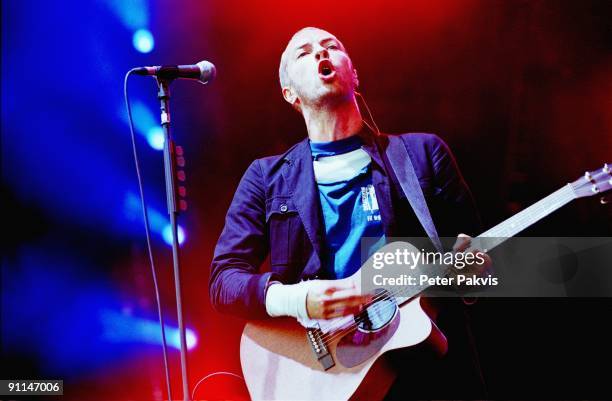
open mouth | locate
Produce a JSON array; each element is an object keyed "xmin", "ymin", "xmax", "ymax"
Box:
[{"xmin": 318, "ymin": 59, "xmax": 336, "ymax": 80}]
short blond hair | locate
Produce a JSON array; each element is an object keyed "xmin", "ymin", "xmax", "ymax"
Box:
[{"xmin": 279, "ymin": 27, "xmax": 327, "ymax": 89}]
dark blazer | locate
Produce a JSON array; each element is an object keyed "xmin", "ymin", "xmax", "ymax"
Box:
[{"xmin": 209, "ymin": 132, "xmax": 480, "ymax": 319}]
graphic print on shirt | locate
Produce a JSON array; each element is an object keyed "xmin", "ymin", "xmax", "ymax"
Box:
[
  {"xmin": 310, "ymin": 135, "xmax": 385, "ymax": 279},
  {"xmin": 361, "ymin": 184, "xmax": 381, "ymax": 222}
]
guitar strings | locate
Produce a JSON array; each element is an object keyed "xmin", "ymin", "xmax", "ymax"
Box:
[
  {"xmin": 480, "ymin": 185, "xmax": 574, "ymax": 238},
  {"xmin": 314, "ymin": 185, "xmax": 576, "ymax": 346},
  {"xmin": 319, "ymin": 181, "xmax": 601, "ymax": 348},
  {"xmin": 317, "ymin": 278, "xmax": 429, "ymax": 345},
  {"xmin": 316, "ymin": 191, "xmax": 573, "ymax": 346},
  {"xmin": 319, "ymin": 172, "xmax": 592, "ymax": 345},
  {"xmin": 317, "ymin": 261, "xmax": 448, "ymax": 345}
]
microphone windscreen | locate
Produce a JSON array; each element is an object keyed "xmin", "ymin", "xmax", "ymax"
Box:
[{"xmin": 196, "ymin": 60, "xmax": 216, "ymax": 84}]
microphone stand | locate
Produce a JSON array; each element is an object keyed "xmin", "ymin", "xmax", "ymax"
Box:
[{"xmin": 156, "ymin": 77, "xmax": 191, "ymax": 401}]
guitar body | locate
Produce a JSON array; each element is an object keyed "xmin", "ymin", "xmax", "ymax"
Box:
[{"xmin": 240, "ymin": 296, "xmax": 447, "ymax": 401}]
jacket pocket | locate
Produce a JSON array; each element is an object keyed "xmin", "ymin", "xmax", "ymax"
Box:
[{"xmin": 266, "ymin": 197, "xmax": 300, "ymax": 266}]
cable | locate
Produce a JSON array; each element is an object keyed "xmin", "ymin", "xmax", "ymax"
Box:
[
  {"xmin": 124, "ymin": 69, "xmax": 173, "ymax": 401},
  {"xmin": 191, "ymin": 372, "xmax": 244, "ymax": 400},
  {"xmin": 355, "ymin": 90, "xmax": 381, "ymax": 135}
]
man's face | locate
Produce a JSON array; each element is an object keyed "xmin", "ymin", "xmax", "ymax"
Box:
[{"xmin": 282, "ymin": 28, "xmax": 357, "ymax": 109}]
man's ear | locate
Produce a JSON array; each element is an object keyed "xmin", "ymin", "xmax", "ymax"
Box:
[
  {"xmin": 282, "ymin": 86, "xmax": 296, "ymax": 104},
  {"xmin": 353, "ymin": 69, "xmax": 359, "ymax": 88},
  {"xmin": 282, "ymin": 86, "xmax": 301, "ymax": 112}
]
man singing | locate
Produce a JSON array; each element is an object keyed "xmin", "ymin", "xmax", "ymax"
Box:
[{"xmin": 210, "ymin": 27, "xmax": 487, "ymax": 399}]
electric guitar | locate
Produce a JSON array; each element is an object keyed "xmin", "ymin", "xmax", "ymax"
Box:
[{"xmin": 240, "ymin": 164, "xmax": 612, "ymax": 401}]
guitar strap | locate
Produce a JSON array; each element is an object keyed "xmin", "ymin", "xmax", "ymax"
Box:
[
  {"xmin": 382, "ymin": 133, "xmax": 489, "ymax": 397},
  {"xmin": 383, "ymin": 134, "xmax": 444, "ymax": 252},
  {"xmin": 383, "ymin": 134, "xmax": 489, "ymax": 396}
]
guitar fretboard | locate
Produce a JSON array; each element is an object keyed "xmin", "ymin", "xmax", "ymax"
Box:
[
  {"xmin": 473, "ymin": 184, "xmax": 576, "ymax": 252},
  {"xmin": 392, "ymin": 183, "xmax": 578, "ymax": 304}
]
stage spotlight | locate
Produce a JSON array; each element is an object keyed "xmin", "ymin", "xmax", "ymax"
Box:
[
  {"xmin": 124, "ymin": 193, "xmax": 187, "ymax": 247},
  {"xmin": 168, "ymin": 326, "xmax": 198, "ymax": 350},
  {"xmin": 162, "ymin": 224, "xmax": 186, "ymax": 246},
  {"xmin": 146, "ymin": 126, "xmax": 165, "ymax": 150},
  {"xmin": 124, "ymin": 101, "xmax": 164, "ymax": 151},
  {"xmin": 101, "ymin": 310, "xmax": 197, "ymax": 350},
  {"xmin": 133, "ymin": 29, "xmax": 154, "ymax": 53}
]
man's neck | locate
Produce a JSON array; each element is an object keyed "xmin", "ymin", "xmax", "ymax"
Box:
[{"xmin": 302, "ymin": 96, "xmax": 363, "ymax": 142}]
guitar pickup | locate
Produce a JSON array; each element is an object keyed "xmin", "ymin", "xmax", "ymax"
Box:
[{"xmin": 306, "ymin": 325, "xmax": 335, "ymax": 370}]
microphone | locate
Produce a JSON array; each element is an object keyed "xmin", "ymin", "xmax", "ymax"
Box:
[{"xmin": 133, "ymin": 60, "xmax": 216, "ymax": 84}]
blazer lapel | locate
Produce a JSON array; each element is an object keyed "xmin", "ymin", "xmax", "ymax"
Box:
[{"xmin": 383, "ymin": 134, "xmax": 443, "ymax": 251}]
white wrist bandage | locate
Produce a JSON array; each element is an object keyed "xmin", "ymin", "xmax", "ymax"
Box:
[{"xmin": 265, "ymin": 281, "xmax": 313, "ymax": 319}]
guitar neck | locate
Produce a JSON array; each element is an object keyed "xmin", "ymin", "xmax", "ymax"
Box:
[
  {"xmin": 394, "ymin": 184, "xmax": 578, "ymax": 302},
  {"xmin": 393, "ymin": 164, "xmax": 609, "ymax": 302},
  {"xmin": 473, "ymin": 183, "xmax": 576, "ymax": 251}
]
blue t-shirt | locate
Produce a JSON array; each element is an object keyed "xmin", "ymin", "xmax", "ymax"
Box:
[{"xmin": 310, "ymin": 135, "xmax": 385, "ymax": 279}]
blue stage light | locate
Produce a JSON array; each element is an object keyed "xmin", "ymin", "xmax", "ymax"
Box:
[
  {"xmin": 124, "ymin": 193, "xmax": 187, "ymax": 247},
  {"xmin": 129, "ymin": 101, "xmax": 155, "ymax": 133},
  {"xmin": 123, "ymin": 101, "xmax": 164, "ymax": 151},
  {"xmin": 102, "ymin": 0, "xmax": 148, "ymax": 30},
  {"xmin": 168, "ymin": 326, "xmax": 198, "ymax": 350},
  {"xmin": 101, "ymin": 309, "xmax": 197, "ymax": 350},
  {"xmin": 162, "ymin": 224, "xmax": 186, "ymax": 246},
  {"xmin": 146, "ymin": 126, "xmax": 165, "ymax": 150},
  {"xmin": 133, "ymin": 29, "xmax": 154, "ymax": 53}
]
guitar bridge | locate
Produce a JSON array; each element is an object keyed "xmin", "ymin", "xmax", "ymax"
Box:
[{"xmin": 306, "ymin": 325, "xmax": 335, "ymax": 370}]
